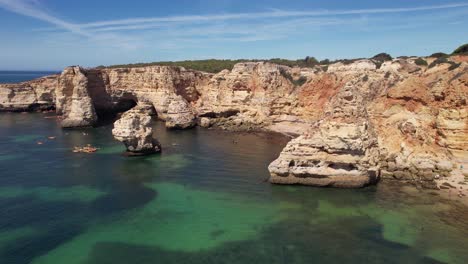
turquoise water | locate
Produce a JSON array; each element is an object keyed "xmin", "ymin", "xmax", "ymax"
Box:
[
  {"xmin": 0, "ymin": 113, "xmax": 467, "ymax": 264},
  {"xmin": 0, "ymin": 71, "xmax": 58, "ymax": 83}
]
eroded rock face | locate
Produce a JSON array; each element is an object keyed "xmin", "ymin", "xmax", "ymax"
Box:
[
  {"xmin": 1, "ymin": 57, "xmax": 466, "ymax": 188},
  {"xmin": 0, "ymin": 75, "xmax": 57, "ymax": 111},
  {"xmin": 269, "ymin": 84, "xmax": 380, "ymax": 188},
  {"xmin": 269, "ymin": 122, "xmax": 380, "ymax": 188},
  {"xmin": 58, "ymin": 67, "xmax": 98, "ymax": 128},
  {"xmin": 165, "ymin": 96, "xmax": 196, "ymax": 129},
  {"xmin": 112, "ymin": 105, "xmax": 161, "ymax": 155}
]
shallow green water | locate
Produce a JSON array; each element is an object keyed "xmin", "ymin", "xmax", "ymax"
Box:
[{"xmin": 0, "ymin": 113, "xmax": 467, "ymax": 264}]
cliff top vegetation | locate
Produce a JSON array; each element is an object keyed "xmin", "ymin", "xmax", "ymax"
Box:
[{"xmin": 98, "ymin": 43, "xmax": 467, "ymax": 73}]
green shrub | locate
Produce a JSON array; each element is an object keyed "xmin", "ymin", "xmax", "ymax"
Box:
[
  {"xmin": 452, "ymin": 43, "xmax": 468, "ymax": 55},
  {"xmin": 372, "ymin": 53, "xmax": 393, "ymax": 62},
  {"xmin": 303, "ymin": 56, "xmax": 319, "ymax": 67},
  {"xmin": 319, "ymin": 59, "xmax": 330, "ymax": 65},
  {"xmin": 448, "ymin": 62, "xmax": 461, "ymax": 71},
  {"xmin": 374, "ymin": 61, "xmax": 383, "ymax": 69},
  {"xmin": 104, "ymin": 57, "xmax": 327, "ymax": 73},
  {"xmin": 428, "ymin": 57, "xmax": 460, "ymax": 71},
  {"xmin": 429, "ymin": 52, "xmax": 448, "ymax": 58},
  {"xmin": 279, "ymin": 68, "xmax": 307, "ymax": 86},
  {"xmin": 293, "ymin": 76, "xmax": 308, "ymax": 86},
  {"xmin": 428, "ymin": 57, "xmax": 449, "ymax": 68},
  {"xmin": 414, "ymin": 58, "xmax": 428, "ymax": 66}
]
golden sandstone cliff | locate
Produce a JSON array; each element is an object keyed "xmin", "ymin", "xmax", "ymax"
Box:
[{"xmin": 0, "ymin": 56, "xmax": 467, "ymax": 188}]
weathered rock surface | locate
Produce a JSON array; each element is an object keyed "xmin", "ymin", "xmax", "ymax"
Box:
[
  {"xmin": 0, "ymin": 75, "xmax": 57, "ymax": 111},
  {"xmin": 165, "ymin": 96, "xmax": 196, "ymax": 129},
  {"xmin": 269, "ymin": 84, "xmax": 380, "ymax": 187},
  {"xmin": 112, "ymin": 105, "xmax": 161, "ymax": 155},
  {"xmin": 58, "ymin": 67, "xmax": 98, "ymax": 128},
  {"xmin": 1, "ymin": 57, "xmax": 467, "ymax": 188}
]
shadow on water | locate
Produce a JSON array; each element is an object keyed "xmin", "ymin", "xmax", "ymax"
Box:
[
  {"xmin": 91, "ymin": 186, "xmax": 156, "ymax": 214},
  {"xmin": 83, "ymin": 216, "xmax": 445, "ymax": 264}
]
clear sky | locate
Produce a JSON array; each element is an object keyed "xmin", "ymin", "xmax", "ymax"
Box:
[{"xmin": 0, "ymin": 0, "xmax": 467, "ymax": 70}]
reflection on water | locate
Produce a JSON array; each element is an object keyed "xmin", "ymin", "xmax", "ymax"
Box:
[{"xmin": 0, "ymin": 113, "xmax": 467, "ymax": 264}]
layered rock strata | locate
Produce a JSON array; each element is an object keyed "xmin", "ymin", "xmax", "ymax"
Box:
[
  {"xmin": 269, "ymin": 84, "xmax": 380, "ymax": 187},
  {"xmin": 57, "ymin": 66, "xmax": 98, "ymax": 128},
  {"xmin": 1, "ymin": 57, "xmax": 466, "ymax": 188},
  {"xmin": 0, "ymin": 75, "xmax": 57, "ymax": 111},
  {"xmin": 165, "ymin": 96, "xmax": 196, "ymax": 129},
  {"xmin": 112, "ymin": 105, "xmax": 161, "ymax": 155}
]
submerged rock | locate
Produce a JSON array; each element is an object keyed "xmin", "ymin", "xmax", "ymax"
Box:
[
  {"xmin": 165, "ymin": 96, "xmax": 196, "ymax": 129},
  {"xmin": 112, "ymin": 105, "xmax": 161, "ymax": 155}
]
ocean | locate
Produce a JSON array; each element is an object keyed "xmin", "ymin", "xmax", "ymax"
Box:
[
  {"xmin": 0, "ymin": 113, "xmax": 467, "ymax": 264},
  {"xmin": 0, "ymin": 71, "xmax": 58, "ymax": 83}
]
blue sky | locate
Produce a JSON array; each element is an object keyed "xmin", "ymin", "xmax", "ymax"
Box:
[{"xmin": 0, "ymin": 0, "xmax": 467, "ymax": 70}]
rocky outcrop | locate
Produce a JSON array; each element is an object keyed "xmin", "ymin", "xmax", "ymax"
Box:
[
  {"xmin": 436, "ymin": 109, "xmax": 468, "ymax": 161},
  {"xmin": 165, "ymin": 96, "xmax": 196, "ymax": 129},
  {"xmin": 269, "ymin": 84, "xmax": 380, "ymax": 188},
  {"xmin": 0, "ymin": 75, "xmax": 57, "ymax": 111},
  {"xmin": 1, "ymin": 57, "xmax": 467, "ymax": 188},
  {"xmin": 112, "ymin": 105, "xmax": 161, "ymax": 155},
  {"xmin": 58, "ymin": 67, "xmax": 98, "ymax": 128}
]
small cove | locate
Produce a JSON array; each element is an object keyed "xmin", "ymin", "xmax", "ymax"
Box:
[{"xmin": 0, "ymin": 112, "xmax": 467, "ymax": 264}]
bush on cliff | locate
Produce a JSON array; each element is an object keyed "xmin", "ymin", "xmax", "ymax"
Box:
[
  {"xmin": 428, "ymin": 57, "xmax": 449, "ymax": 68},
  {"xmin": 414, "ymin": 58, "xmax": 428, "ymax": 66},
  {"xmin": 104, "ymin": 57, "xmax": 323, "ymax": 73},
  {"xmin": 279, "ymin": 68, "xmax": 307, "ymax": 87},
  {"xmin": 452, "ymin": 43, "xmax": 468, "ymax": 55},
  {"xmin": 371, "ymin": 53, "xmax": 393, "ymax": 62},
  {"xmin": 428, "ymin": 57, "xmax": 461, "ymax": 71},
  {"xmin": 429, "ymin": 52, "xmax": 448, "ymax": 58}
]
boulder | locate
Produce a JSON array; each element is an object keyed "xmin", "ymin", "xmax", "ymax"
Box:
[{"xmin": 112, "ymin": 105, "xmax": 161, "ymax": 155}]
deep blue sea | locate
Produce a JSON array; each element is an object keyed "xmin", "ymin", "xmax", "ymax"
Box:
[{"xmin": 0, "ymin": 71, "xmax": 58, "ymax": 83}]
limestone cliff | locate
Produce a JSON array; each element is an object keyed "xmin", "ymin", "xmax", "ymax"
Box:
[
  {"xmin": 269, "ymin": 84, "xmax": 381, "ymax": 187},
  {"xmin": 0, "ymin": 75, "xmax": 57, "ymax": 111},
  {"xmin": 0, "ymin": 57, "xmax": 466, "ymax": 188},
  {"xmin": 58, "ymin": 66, "xmax": 98, "ymax": 128}
]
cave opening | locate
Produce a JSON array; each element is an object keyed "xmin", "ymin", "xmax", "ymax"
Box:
[{"xmin": 95, "ymin": 94, "xmax": 142, "ymax": 125}]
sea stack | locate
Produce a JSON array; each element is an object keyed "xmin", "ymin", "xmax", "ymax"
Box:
[
  {"xmin": 112, "ymin": 104, "xmax": 161, "ymax": 155},
  {"xmin": 57, "ymin": 66, "xmax": 98, "ymax": 128}
]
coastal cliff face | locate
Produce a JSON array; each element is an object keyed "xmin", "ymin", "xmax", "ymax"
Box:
[
  {"xmin": 0, "ymin": 74, "xmax": 57, "ymax": 111},
  {"xmin": 0, "ymin": 57, "xmax": 466, "ymax": 188}
]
